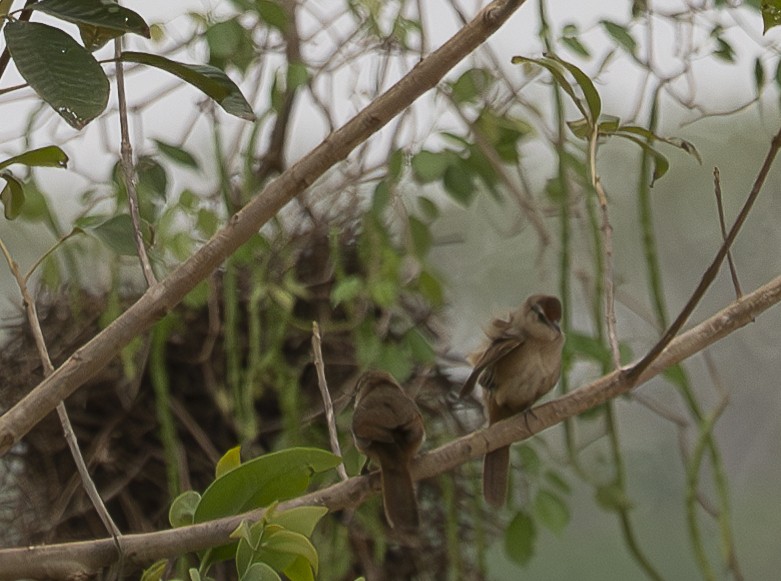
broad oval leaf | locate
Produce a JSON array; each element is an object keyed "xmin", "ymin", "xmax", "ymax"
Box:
[
  {"xmin": 504, "ymin": 510, "xmax": 537, "ymax": 565},
  {"xmin": 120, "ymin": 51, "xmax": 256, "ymax": 120},
  {"xmin": 194, "ymin": 448, "xmax": 340, "ymax": 523},
  {"xmin": 533, "ymin": 489, "xmax": 570, "ymax": 534},
  {"xmin": 4, "ymin": 21, "xmax": 109, "ymax": 129},
  {"xmin": 30, "ymin": 0, "xmax": 150, "ymax": 37},
  {"xmin": 0, "ymin": 172, "xmax": 24, "ymax": 220},
  {"xmin": 169, "ymin": 490, "xmax": 201, "ymax": 528},
  {"xmin": 78, "ymin": 213, "xmax": 140, "ymax": 255},
  {"xmin": 240, "ymin": 562, "xmax": 282, "ymax": 581},
  {"xmin": 262, "ymin": 529, "xmax": 319, "ymax": 574},
  {"xmin": 0, "ymin": 146, "xmax": 68, "ymax": 171}
]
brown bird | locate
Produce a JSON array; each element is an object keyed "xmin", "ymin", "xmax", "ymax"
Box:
[
  {"xmin": 461, "ymin": 295, "xmax": 564, "ymax": 507},
  {"xmin": 352, "ymin": 370, "xmax": 425, "ymax": 532}
]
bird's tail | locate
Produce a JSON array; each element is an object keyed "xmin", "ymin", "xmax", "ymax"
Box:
[
  {"xmin": 380, "ymin": 463, "xmax": 420, "ymax": 532},
  {"xmin": 483, "ymin": 445, "xmax": 510, "ymax": 507}
]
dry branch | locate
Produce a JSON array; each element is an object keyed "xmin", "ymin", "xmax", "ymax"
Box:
[
  {"xmin": 1, "ymin": 272, "xmax": 779, "ymax": 579},
  {"xmin": 0, "ymin": 0, "xmax": 528, "ymax": 455}
]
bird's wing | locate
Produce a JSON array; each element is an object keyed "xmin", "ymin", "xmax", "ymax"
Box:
[{"xmin": 459, "ymin": 334, "xmax": 525, "ymax": 397}]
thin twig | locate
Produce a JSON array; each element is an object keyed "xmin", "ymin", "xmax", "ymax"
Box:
[
  {"xmin": 311, "ymin": 321, "xmax": 348, "ymax": 481},
  {"xmin": 113, "ymin": 37, "xmax": 157, "ymax": 287},
  {"xmin": 712, "ymin": 167, "xmax": 743, "ymax": 299},
  {"xmin": 0, "ymin": 238, "xmax": 124, "ymax": 559}
]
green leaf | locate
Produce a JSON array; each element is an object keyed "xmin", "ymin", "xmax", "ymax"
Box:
[
  {"xmin": 546, "ymin": 53, "xmax": 601, "ymax": 123},
  {"xmin": 4, "ymin": 21, "xmax": 109, "ymax": 129},
  {"xmin": 387, "ymin": 149, "xmax": 404, "ymax": 182},
  {"xmin": 504, "ymin": 511, "xmax": 536, "ymax": 565},
  {"xmin": 153, "ymin": 139, "xmax": 199, "ymax": 169},
  {"xmin": 712, "ymin": 37, "xmax": 735, "ymax": 62},
  {"xmin": 755, "ymin": 57, "xmax": 766, "ymax": 95},
  {"xmin": 408, "ymin": 215, "xmax": 431, "ymax": 257},
  {"xmin": 283, "ymin": 557, "xmax": 315, "ymax": 581},
  {"xmin": 417, "ymin": 269, "xmax": 443, "ymax": 306},
  {"xmin": 240, "ymin": 562, "xmax": 282, "ymax": 581},
  {"xmin": 194, "ymin": 448, "xmax": 341, "ymax": 523},
  {"xmin": 443, "ymin": 163, "xmax": 475, "ymax": 205},
  {"xmin": 0, "ymin": 172, "xmax": 24, "ymax": 220},
  {"xmin": 169, "ymin": 490, "xmax": 202, "ymax": 528},
  {"xmin": 613, "ymin": 133, "xmax": 670, "ymax": 186},
  {"xmin": 79, "ymin": 213, "xmax": 140, "ymax": 256},
  {"xmin": 140, "ymin": 560, "xmax": 169, "ymax": 581},
  {"xmin": 762, "ymin": 0, "xmax": 781, "ymax": 33},
  {"xmin": 262, "ymin": 529, "xmax": 319, "ymax": 574},
  {"xmin": 30, "ymin": 0, "xmax": 149, "ymax": 37},
  {"xmin": 331, "ymin": 276, "xmax": 363, "ymax": 306},
  {"xmin": 565, "ymin": 332, "xmax": 611, "ymax": 367},
  {"xmin": 512, "ymin": 55, "xmax": 590, "ymax": 122},
  {"xmin": 287, "ymin": 62, "xmax": 309, "ymax": 91},
  {"xmin": 516, "ymin": 444, "xmax": 541, "ymax": 476},
  {"xmin": 600, "ymin": 20, "xmax": 637, "ymax": 55},
  {"xmin": 216, "ymin": 445, "xmax": 242, "ymax": 478},
  {"xmin": 561, "ymin": 24, "xmax": 590, "ymax": 57},
  {"xmin": 533, "ymin": 490, "xmax": 570, "ymax": 534},
  {"xmin": 257, "ymin": 0, "xmax": 288, "ymax": 32},
  {"xmin": 0, "ymin": 146, "xmax": 68, "ymax": 171},
  {"xmin": 411, "ymin": 150, "xmax": 449, "ymax": 183},
  {"xmin": 267, "ymin": 506, "xmax": 329, "ymax": 537},
  {"xmin": 614, "ymin": 125, "xmax": 701, "ymax": 161},
  {"xmin": 449, "ymin": 68, "xmax": 493, "ymax": 103},
  {"xmin": 121, "ymin": 51, "xmax": 256, "ymax": 120},
  {"xmin": 78, "ymin": 24, "xmax": 123, "ymax": 52}
]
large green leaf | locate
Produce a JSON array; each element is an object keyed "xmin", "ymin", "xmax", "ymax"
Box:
[
  {"xmin": 4, "ymin": 21, "xmax": 109, "ymax": 129},
  {"xmin": 120, "ymin": 52, "xmax": 256, "ymax": 121},
  {"xmin": 29, "ymin": 0, "xmax": 150, "ymax": 37},
  {"xmin": 0, "ymin": 146, "xmax": 69, "ymax": 171},
  {"xmin": 193, "ymin": 448, "xmax": 340, "ymax": 523}
]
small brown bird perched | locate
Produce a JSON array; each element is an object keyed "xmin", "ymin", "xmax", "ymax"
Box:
[
  {"xmin": 461, "ymin": 295, "xmax": 565, "ymax": 507},
  {"xmin": 352, "ymin": 370, "xmax": 425, "ymax": 532}
]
